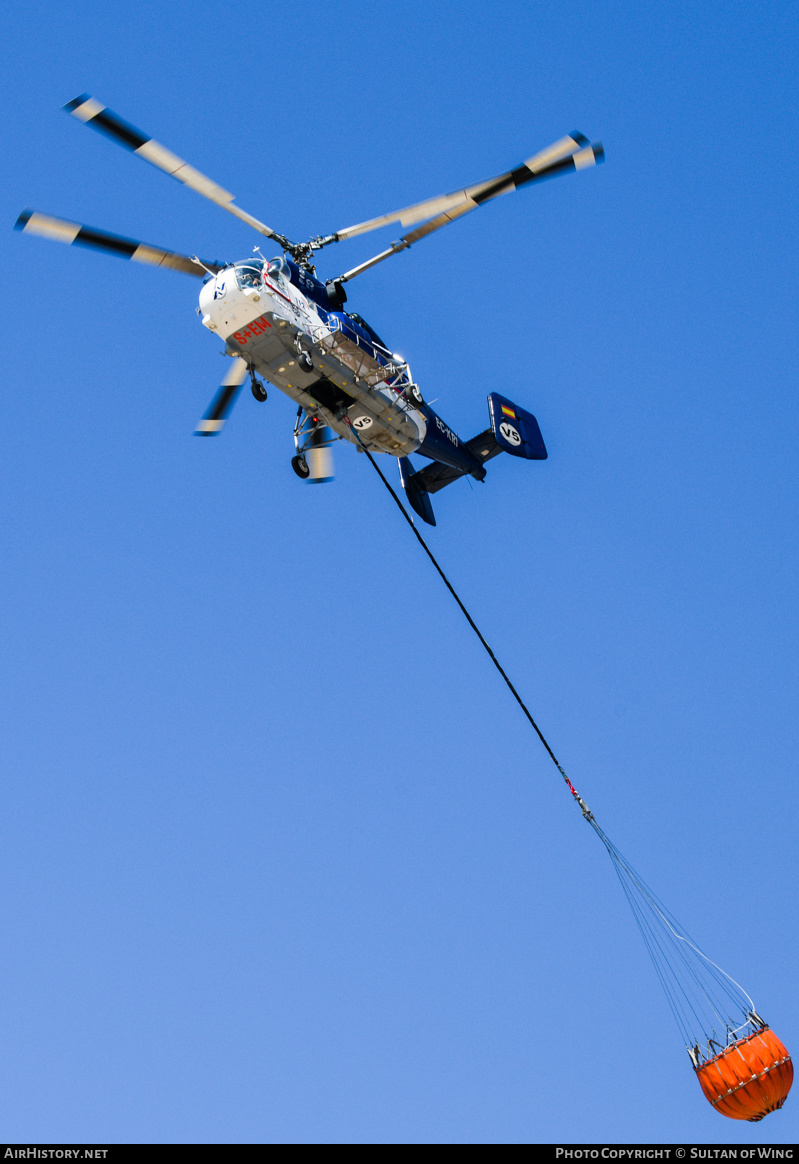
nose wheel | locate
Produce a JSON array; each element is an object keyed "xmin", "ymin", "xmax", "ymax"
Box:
[{"xmin": 291, "ymin": 454, "xmax": 310, "ymax": 479}]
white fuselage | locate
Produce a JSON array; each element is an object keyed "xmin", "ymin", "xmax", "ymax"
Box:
[{"xmin": 198, "ymin": 261, "xmax": 427, "ymax": 456}]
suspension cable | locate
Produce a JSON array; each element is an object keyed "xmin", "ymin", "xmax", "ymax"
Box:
[
  {"xmin": 355, "ymin": 437, "xmax": 757, "ymax": 1058},
  {"xmin": 357, "ymin": 441, "xmax": 594, "ymax": 821}
]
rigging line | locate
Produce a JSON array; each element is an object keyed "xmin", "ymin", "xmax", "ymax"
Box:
[
  {"xmin": 606, "ymin": 849, "xmax": 707, "ymax": 1036},
  {"xmin": 355, "ymin": 436, "xmax": 593, "ymax": 820},
  {"xmin": 599, "ymin": 849, "xmax": 750, "ymax": 1039},
  {"xmin": 608, "ymin": 855, "xmax": 693, "ymax": 1038},
  {"xmin": 591, "ymin": 821, "xmax": 756, "ymax": 1015},
  {"xmin": 611, "ymin": 855, "xmax": 713, "ymax": 1042}
]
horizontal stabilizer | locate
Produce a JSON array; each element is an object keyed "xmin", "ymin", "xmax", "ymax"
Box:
[
  {"xmin": 412, "ymin": 429, "xmax": 503, "ymax": 495},
  {"xmin": 487, "ymin": 393, "xmax": 547, "ymax": 459},
  {"xmin": 398, "ymin": 400, "xmax": 546, "ymax": 521},
  {"xmin": 398, "ymin": 428, "xmax": 504, "ymax": 525}
]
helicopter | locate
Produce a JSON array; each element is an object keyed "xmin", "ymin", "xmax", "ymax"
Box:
[{"xmin": 16, "ymin": 96, "xmax": 604, "ymax": 525}]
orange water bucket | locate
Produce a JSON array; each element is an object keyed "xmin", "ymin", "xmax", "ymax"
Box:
[{"xmin": 695, "ymin": 1027, "xmax": 793, "ymax": 1121}]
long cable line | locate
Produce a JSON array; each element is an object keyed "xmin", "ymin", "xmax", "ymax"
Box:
[
  {"xmin": 358, "ymin": 443, "xmax": 596, "ymax": 822},
  {"xmin": 358, "ymin": 439, "xmax": 759, "ymax": 1060}
]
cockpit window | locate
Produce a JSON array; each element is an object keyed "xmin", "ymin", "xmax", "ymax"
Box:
[
  {"xmin": 233, "ymin": 259, "xmax": 264, "ymax": 289},
  {"xmin": 266, "ymin": 256, "xmax": 291, "ymax": 283}
]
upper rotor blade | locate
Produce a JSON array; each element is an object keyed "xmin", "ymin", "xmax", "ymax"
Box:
[
  {"xmin": 337, "ymin": 137, "xmax": 604, "ymax": 283},
  {"xmin": 334, "ymin": 132, "xmax": 595, "ymax": 242},
  {"xmin": 64, "ymin": 94, "xmax": 279, "ymax": 240},
  {"xmin": 14, "ymin": 210, "xmax": 223, "ymax": 276},
  {"xmin": 195, "ymin": 358, "xmax": 249, "ymax": 435}
]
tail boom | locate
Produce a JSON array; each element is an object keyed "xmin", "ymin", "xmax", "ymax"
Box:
[{"xmin": 398, "ymin": 393, "xmax": 547, "ymax": 524}]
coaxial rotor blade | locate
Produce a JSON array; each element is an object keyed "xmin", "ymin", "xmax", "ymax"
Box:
[
  {"xmin": 333, "ymin": 132, "xmax": 598, "ymax": 241},
  {"xmin": 195, "ymin": 358, "xmax": 249, "ymax": 435},
  {"xmin": 336, "ymin": 136, "xmax": 604, "ymax": 283},
  {"xmin": 14, "ymin": 210, "xmax": 223, "ymax": 276},
  {"xmin": 64, "ymin": 94, "xmax": 281, "ymax": 241}
]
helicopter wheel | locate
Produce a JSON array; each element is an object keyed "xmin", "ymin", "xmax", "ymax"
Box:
[
  {"xmin": 297, "ymin": 351, "xmax": 313, "ymax": 373},
  {"xmin": 250, "ymin": 378, "xmax": 267, "ymax": 402},
  {"xmin": 291, "ymin": 454, "xmax": 310, "ymax": 480},
  {"xmin": 407, "ymin": 384, "xmax": 424, "ymax": 408}
]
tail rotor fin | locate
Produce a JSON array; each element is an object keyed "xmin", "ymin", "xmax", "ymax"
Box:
[
  {"xmin": 487, "ymin": 392, "xmax": 547, "ymax": 459},
  {"xmin": 398, "ymin": 457, "xmax": 436, "ymax": 525}
]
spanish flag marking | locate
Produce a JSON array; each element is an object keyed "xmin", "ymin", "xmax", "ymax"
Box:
[{"xmin": 501, "ymin": 405, "xmax": 516, "ymax": 418}]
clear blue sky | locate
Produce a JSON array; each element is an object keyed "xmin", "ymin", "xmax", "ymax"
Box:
[{"xmin": 3, "ymin": 0, "xmax": 797, "ymax": 1145}]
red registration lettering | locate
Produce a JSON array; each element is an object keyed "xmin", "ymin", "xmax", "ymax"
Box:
[{"xmin": 233, "ymin": 316, "xmax": 271, "ymax": 345}]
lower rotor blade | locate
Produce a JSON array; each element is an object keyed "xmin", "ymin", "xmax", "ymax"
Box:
[
  {"xmin": 14, "ymin": 210, "xmax": 223, "ymax": 276},
  {"xmin": 306, "ymin": 424, "xmax": 335, "ymax": 482},
  {"xmin": 195, "ymin": 358, "xmax": 248, "ymax": 435}
]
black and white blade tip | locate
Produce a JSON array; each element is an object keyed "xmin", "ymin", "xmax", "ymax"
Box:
[
  {"xmin": 195, "ymin": 358, "xmax": 249, "ymax": 435},
  {"xmin": 63, "ymin": 94, "xmax": 277, "ymax": 240},
  {"xmin": 14, "ymin": 211, "xmax": 222, "ymax": 277}
]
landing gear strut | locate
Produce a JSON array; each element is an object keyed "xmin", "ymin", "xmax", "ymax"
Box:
[{"xmin": 292, "ymin": 406, "xmax": 336, "ymax": 482}]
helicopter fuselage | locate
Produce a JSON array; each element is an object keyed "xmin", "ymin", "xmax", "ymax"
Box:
[
  {"xmin": 197, "ymin": 256, "xmax": 488, "ymax": 478},
  {"xmin": 17, "ymin": 97, "xmax": 598, "ymax": 509}
]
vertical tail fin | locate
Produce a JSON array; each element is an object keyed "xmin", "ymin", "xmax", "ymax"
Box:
[
  {"xmin": 487, "ymin": 393, "xmax": 547, "ymax": 459},
  {"xmin": 398, "ymin": 457, "xmax": 436, "ymax": 525}
]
